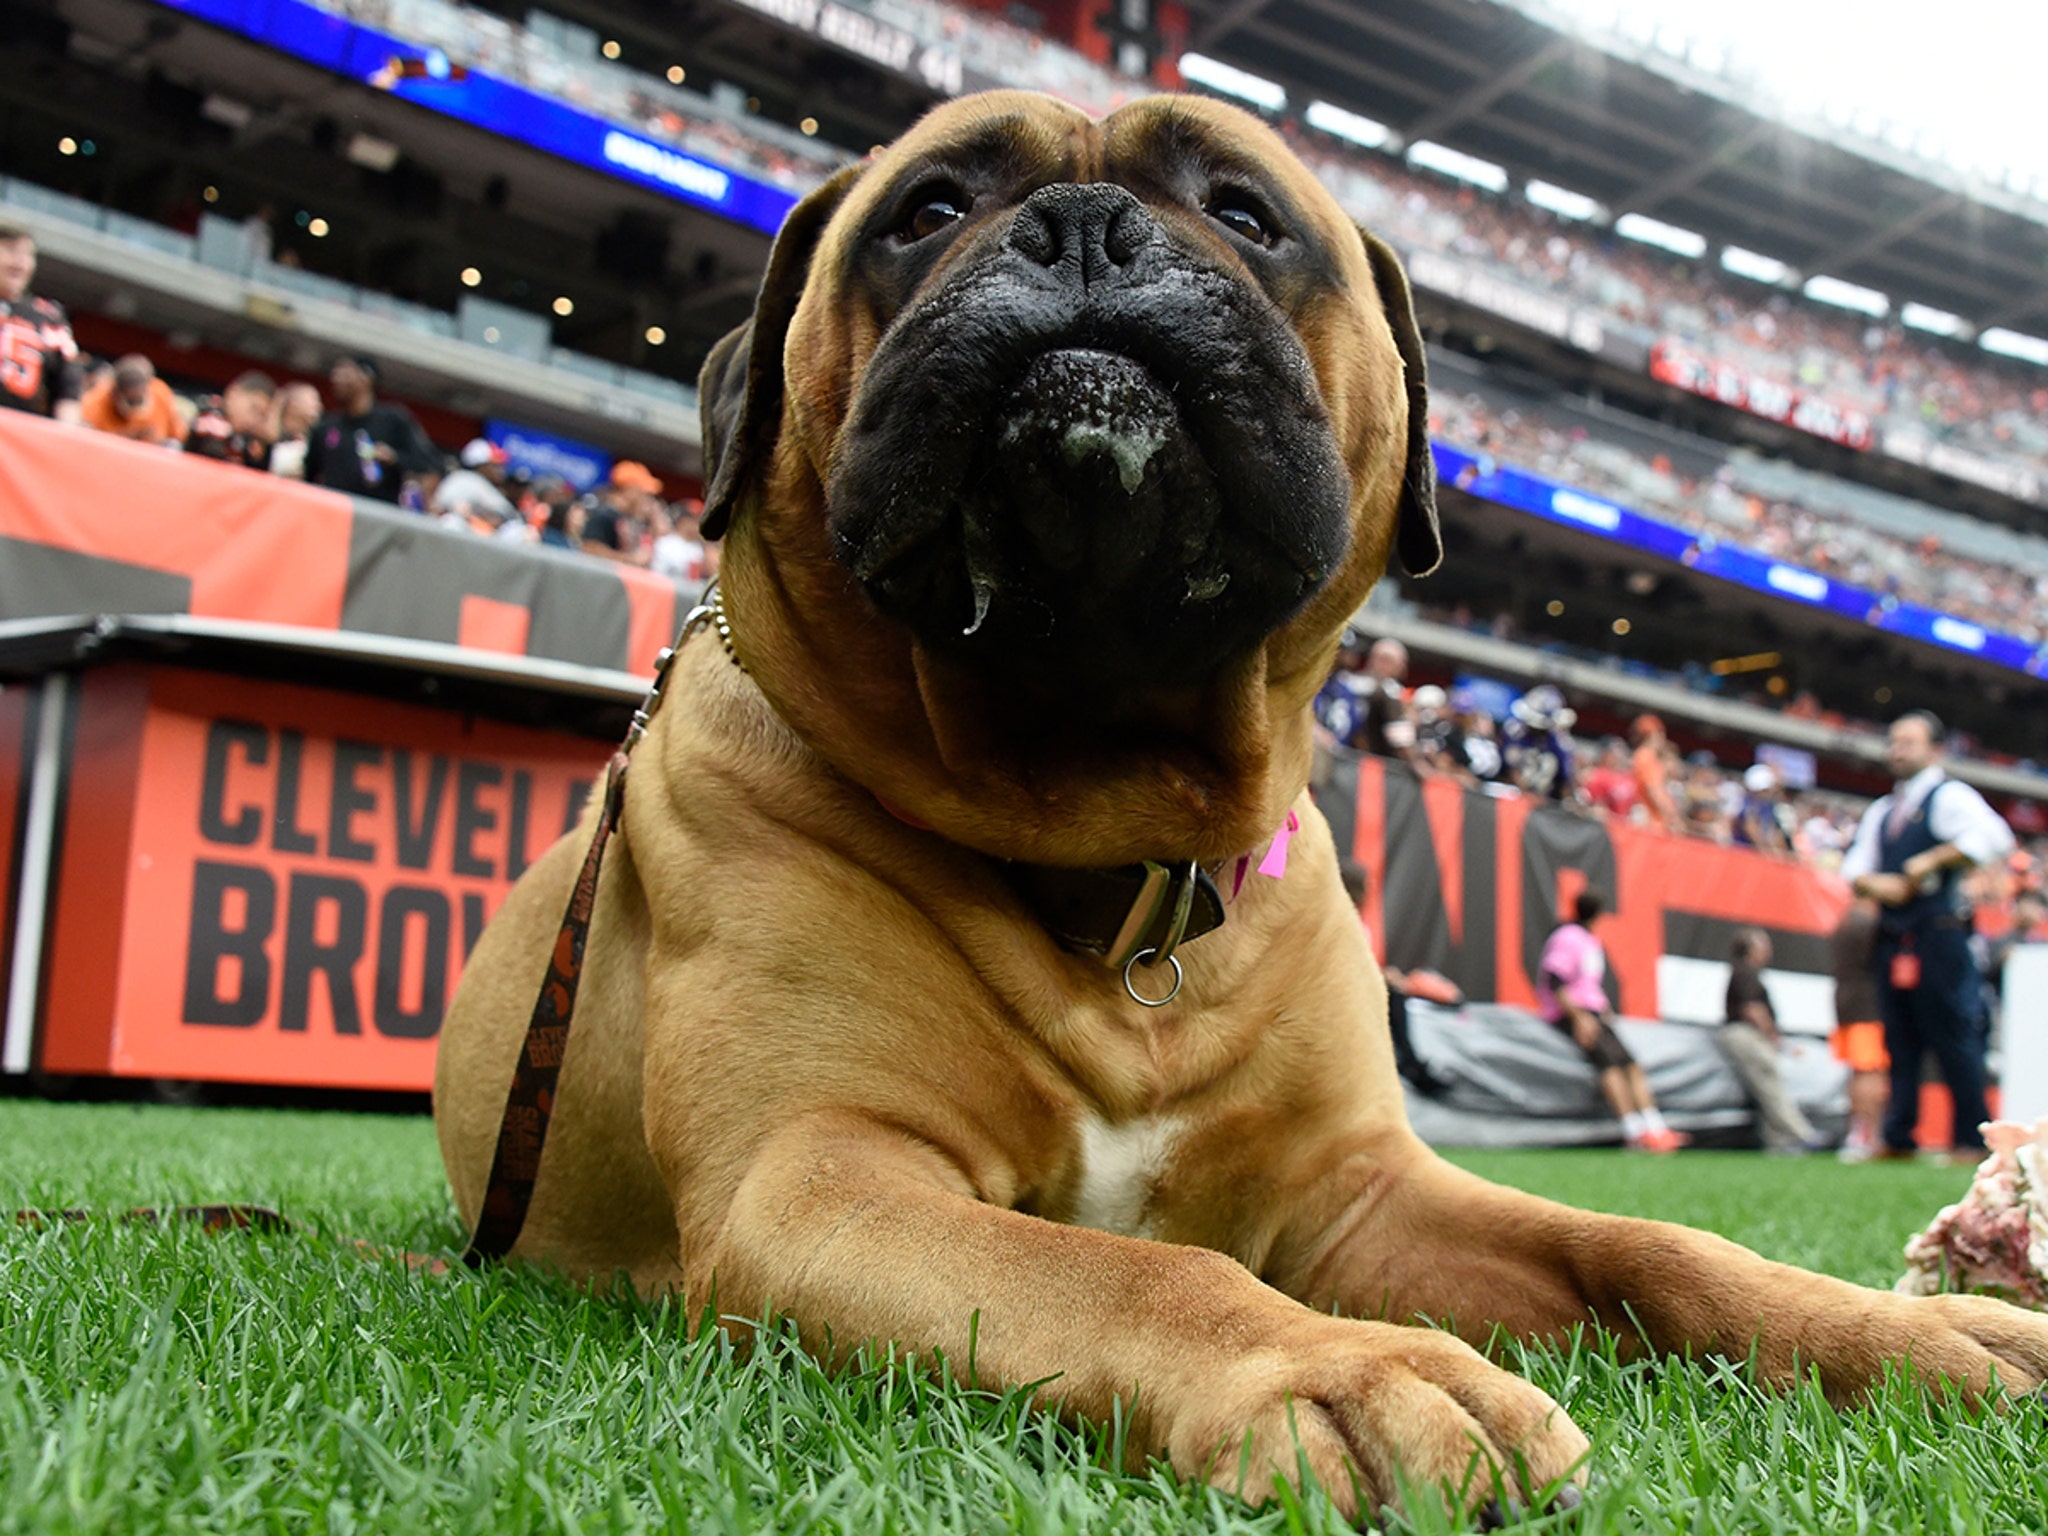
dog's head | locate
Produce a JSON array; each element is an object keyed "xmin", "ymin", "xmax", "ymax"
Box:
[{"xmin": 701, "ymin": 91, "xmax": 1435, "ymax": 864}]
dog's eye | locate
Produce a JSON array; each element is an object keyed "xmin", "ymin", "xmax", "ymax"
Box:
[
  {"xmin": 897, "ymin": 187, "xmax": 970, "ymax": 244},
  {"xmin": 1206, "ymin": 193, "xmax": 1277, "ymax": 248}
]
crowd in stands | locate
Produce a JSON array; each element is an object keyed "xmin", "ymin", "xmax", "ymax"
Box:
[
  {"xmin": 1298, "ymin": 139, "xmax": 2048, "ymax": 488},
  {"xmin": 1428, "ymin": 389, "xmax": 2048, "ymax": 644},
  {"xmin": 1318, "ymin": 632, "xmax": 1865, "ymax": 867},
  {"xmin": 0, "ymin": 224, "xmax": 714, "ymax": 581}
]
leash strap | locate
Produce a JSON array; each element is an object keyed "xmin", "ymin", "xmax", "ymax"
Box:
[
  {"xmin": 461, "ymin": 592, "xmax": 713, "ymax": 1266},
  {"xmin": 15, "ymin": 1203, "xmax": 290, "ymax": 1232},
  {"xmin": 461, "ymin": 750, "xmax": 628, "ymax": 1265}
]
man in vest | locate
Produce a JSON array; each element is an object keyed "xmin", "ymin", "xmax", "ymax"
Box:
[{"xmin": 1839, "ymin": 711, "xmax": 2014, "ymax": 1161}]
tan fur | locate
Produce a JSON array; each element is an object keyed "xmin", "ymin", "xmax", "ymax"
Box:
[{"xmin": 437, "ymin": 92, "xmax": 2048, "ymax": 1520}]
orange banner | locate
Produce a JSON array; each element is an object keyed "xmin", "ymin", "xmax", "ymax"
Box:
[
  {"xmin": 0, "ymin": 413, "xmax": 356, "ymax": 628},
  {"xmin": 0, "ymin": 411, "xmax": 684, "ymax": 679},
  {"xmin": 1340, "ymin": 753, "xmax": 1850, "ymax": 1016},
  {"xmin": 39, "ymin": 666, "xmax": 610, "ymax": 1089}
]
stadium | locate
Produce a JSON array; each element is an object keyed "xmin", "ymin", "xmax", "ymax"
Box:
[{"xmin": 2, "ymin": 0, "xmax": 2046, "ymax": 1529}]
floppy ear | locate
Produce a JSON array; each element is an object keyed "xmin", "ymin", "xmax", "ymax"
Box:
[
  {"xmin": 1355, "ymin": 228, "xmax": 1442, "ymax": 578},
  {"xmin": 699, "ymin": 162, "xmax": 864, "ymax": 541}
]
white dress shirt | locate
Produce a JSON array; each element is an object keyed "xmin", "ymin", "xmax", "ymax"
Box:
[{"xmin": 1838, "ymin": 765, "xmax": 2015, "ymax": 882}]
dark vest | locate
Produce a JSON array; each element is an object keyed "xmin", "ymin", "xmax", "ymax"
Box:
[{"xmin": 1875, "ymin": 779, "xmax": 1967, "ymax": 933}]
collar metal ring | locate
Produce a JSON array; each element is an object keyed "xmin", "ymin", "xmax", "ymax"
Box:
[{"xmin": 1122, "ymin": 948, "xmax": 1183, "ymax": 1009}]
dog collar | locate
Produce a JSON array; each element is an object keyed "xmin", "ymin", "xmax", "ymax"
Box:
[
  {"xmin": 1002, "ymin": 809, "xmax": 1298, "ymax": 1006},
  {"xmin": 868, "ymin": 794, "xmax": 1215, "ymax": 1005},
  {"xmin": 874, "ymin": 798, "xmax": 1299, "ymax": 1009},
  {"xmin": 1007, "ymin": 859, "xmax": 1225, "ymax": 974},
  {"xmin": 705, "ymin": 584, "xmax": 746, "ymax": 672}
]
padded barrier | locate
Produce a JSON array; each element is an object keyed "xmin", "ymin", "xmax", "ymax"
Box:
[{"xmin": 1401, "ymin": 1000, "xmax": 1850, "ymax": 1148}]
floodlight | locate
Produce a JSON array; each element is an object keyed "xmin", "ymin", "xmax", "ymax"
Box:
[
  {"xmin": 1526, "ymin": 179, "xmax": 1604, "ymax": 221},
  {"xmin": 1305, "ymin": 100, "xmax": 1392, "ymax": 150},
  {"xmin": 1407, "ymin": 140, "xmax": 1509, "ymax": 193},
  {"xmin": 1802, "ymin": 274, "xmax": 1889, "ymax": 317},
  {"xmin": 1720, "ymin": 245, "xmax": 1795, "ymax": 286},
  {"xmin": 1614, "ymin": 212, "xmax": 1707, "ymax": 259},
  {"xmin": 1177, "ymin": 52, "xmax": 1286, "ymax": 112},
  {"xmin": 1900, "ymin": 302, "xmax": 1972, "ymax": 339},
  {"xmin": 1982, "ymin": 327, "xmax": 2048, "ymax": 366}
]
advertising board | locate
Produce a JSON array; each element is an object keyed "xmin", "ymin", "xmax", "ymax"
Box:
[{"xmin": 34, "ymin": 666, "xmax": 609, "ymax": 1090}]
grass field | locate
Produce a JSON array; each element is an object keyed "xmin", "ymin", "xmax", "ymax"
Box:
[{"xmin": 3, "ymin": 1098, "xmax": 2043, "ymax": 1534}]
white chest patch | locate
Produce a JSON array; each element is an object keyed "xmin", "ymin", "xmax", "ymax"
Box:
[{"xmin": 1069, "ymin": 1111, "xmax": 1185, "ymax": 1239}]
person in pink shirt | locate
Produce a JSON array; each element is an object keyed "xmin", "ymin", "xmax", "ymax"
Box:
[{"xmin": 1537, "ymin": 890, "xmax": 1689, "ymax": 1152}]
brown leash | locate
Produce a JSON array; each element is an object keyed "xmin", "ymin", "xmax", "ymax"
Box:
[
  {"xmin": 15, "ymin": 1204, "xmax": 290, "ymax": 1233},
  {"xmin": 459, "ymin": 752, "xmax": 627, "ymax": 1264},
  {"xmin": 460, "ymin": 590, "xmax": 714, "ymax": 1266}
]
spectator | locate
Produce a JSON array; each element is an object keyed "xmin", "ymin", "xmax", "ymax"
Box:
[
  {"xmin": 1534, "ymin": 889, "xmax": 1687, "ymax": 1152},
  {"xmin": 538, "ymin": 490, "xmax": 584, "ymax": 550},
  {"xmin": 580, "ymin": 460, "xmax": 662, "ymax": 563},
  {"xmin": 0, "ymin": 226, "xmax": 82, "ymax": 423},
  {"xmin": 1453, "ymin": 703, "xmax": 1505, "ymax": 784},
  {"xmin": 266, "ymin": 381, "xmax": 324, "ymax": 479},
  {"xmin": 1407, "ymin": 684, "xmax": 1474, "ymax": 781},
  {"xmin": 401, "ymin": 456, "xmax": 447, "ymax": 514},
  {"xmin": 649, "ymin": 501, "xmax": 707, "ymax": 579},
  {"xmin": 1630, "ymin": 714, "xmax": 1681, "ymax": 833},
  {"xmin": 184, "ymin": 370, "xmax": 277, "ymax": 469},
  {"xmin": 1717, "ymin": 930, "xmax": 1829, "ymax": 1155},
  {"xmin": 302, "ymin": 357, "xmax": 437, "ymax": 502},
  {"xmin": 432, "ymin": 439, "xmax": 518, "ymax": 534},
  {"xmin": 1682, "ymin": 754, "xmax": 1733, "ymax": 843},
  {"xmin": 1317, "ymin": 635, "xmax": 1416, "ymax": 759},
  {"xmin": 1582, "ymin": 737, "xmax": 1641, "ymax": 819},
  {"xmin": 1736, "ymin": 764, "xmax": 1792, "ymax": 855},
  {"xmin": 79, "ymin": 354, "xmax": 186, "ymax": 445},
  {"xmin": 1502, "ymin": 684, "xmax": 1574, "ymax": 800}
]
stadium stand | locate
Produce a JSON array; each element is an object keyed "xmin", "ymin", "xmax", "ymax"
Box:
[
  {"xmin": 184, "ymin": 0, "xmax": 2048, "ymax": 509},
  {"xmin": 1427, "ymin": 373, "xmax": 2048, "ymax": 646},
  {"xmin": 6, "ymin": 0, "xmax": 2042, "ymax": 755},
  {"xmin": 4, "ymin": 174, "xmax": 702, "ymax": 463},
  {"xmin": 17, "ymin": 0, "xmax": 2046, "ymax": 504}
]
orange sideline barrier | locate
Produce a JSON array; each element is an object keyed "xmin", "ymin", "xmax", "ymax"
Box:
[
  {"xmin": 1331, "ymin": 753, "xmax": 1852, "ymax": 1018},
  {"xmin": 0, "ymin": 411, "xmax": 683, "ymax": 678},
  {"xmin": 21, "ymin": 665, "xmax": 609, "ymax": 1090}
]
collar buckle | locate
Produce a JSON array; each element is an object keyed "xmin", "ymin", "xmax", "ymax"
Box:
[{"xmin": 1105, "ymin": 859, "xmax": 1201, "ymax": 971}]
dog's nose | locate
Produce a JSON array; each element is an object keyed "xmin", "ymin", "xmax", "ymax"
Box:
[{"xmin": 1005, "ymin": 183, "xmax": 1156, "ymax": 285}]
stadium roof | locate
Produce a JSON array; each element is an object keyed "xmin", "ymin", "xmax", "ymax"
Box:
[{"xmin": 1183, "ymin": 0, "xmax": 2048, "ymax": 334}]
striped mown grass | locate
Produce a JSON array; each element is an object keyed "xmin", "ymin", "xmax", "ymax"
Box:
[{"xmin": 3, "ymin": 1099, "xmax": 2042, "ymax": 1534}]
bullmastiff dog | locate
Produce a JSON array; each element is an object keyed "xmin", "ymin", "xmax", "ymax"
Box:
[{"xmin": 437, "ymin": 90, "xmax": 2048, "ymax": 1519}]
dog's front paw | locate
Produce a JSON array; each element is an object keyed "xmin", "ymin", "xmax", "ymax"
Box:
[
  {"xmin": 1871, "ymin": 1292, "xmax": 2048, "ymax": 1401},
  {"xmin": 1172, "ymin": 1321, "xmax": 1589, "ymax": 1521}
]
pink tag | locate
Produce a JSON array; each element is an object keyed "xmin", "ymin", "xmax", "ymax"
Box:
[{"xmin": 1257, "ymin": 810, "xmax": 1300, "ymax": 880}]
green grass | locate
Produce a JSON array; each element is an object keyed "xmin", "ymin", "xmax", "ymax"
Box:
[{"xmin": 3, "ymin": 1100, "xmax": 2043, "ymax": 1535}]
